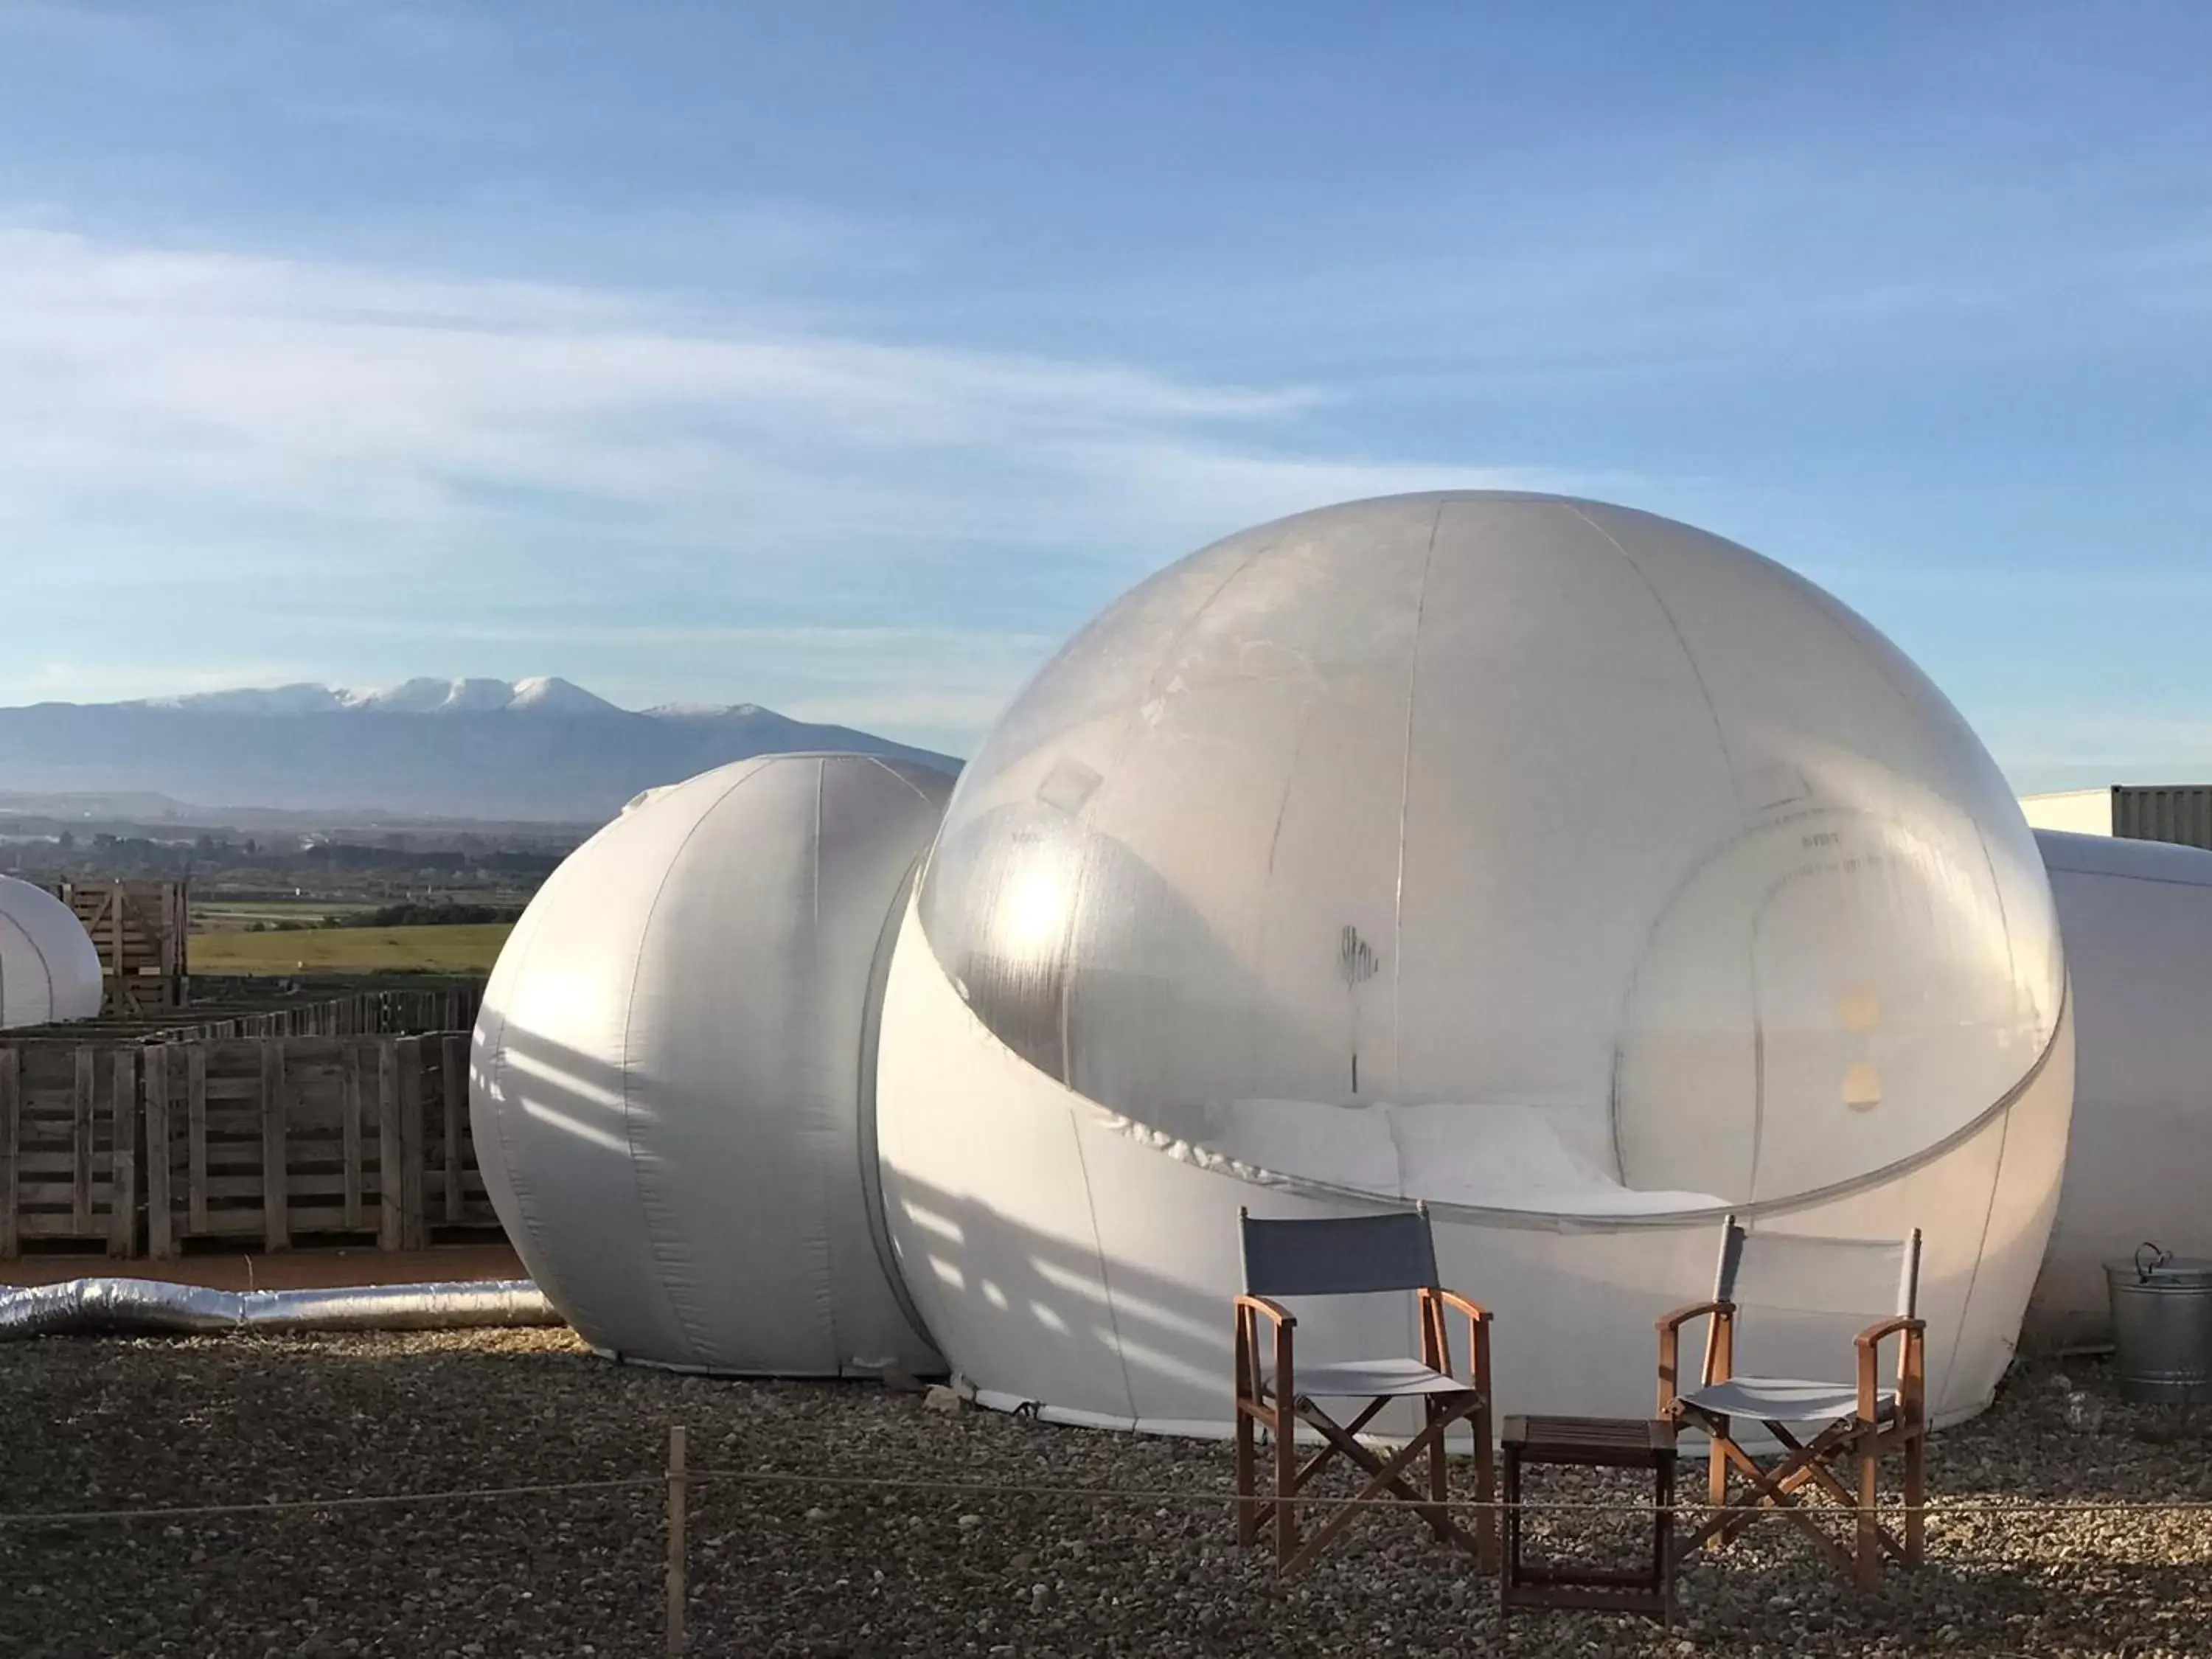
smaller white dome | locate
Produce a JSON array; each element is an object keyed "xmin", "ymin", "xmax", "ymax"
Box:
[
  {"xmin": 0, "ymin": 876, "xmax": 103, "ymax": 1029},
  {"xmin": 472, "ymin": 752, "xmax": 953, "ymax": 1376}
]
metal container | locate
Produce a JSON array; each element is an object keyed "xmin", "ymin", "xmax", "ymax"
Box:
[
  {"xmin": 2107, "ymin": 1245, "xmax": 2212, "ymax": 1405},
  {"xmin": 2113, "ymin": 785, "xmax": 2212, "ymax": 852}
]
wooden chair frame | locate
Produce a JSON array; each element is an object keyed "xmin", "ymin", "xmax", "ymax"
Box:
[
  {"xmin": 1233, "ymin": 1277, "xmax": 1497, "ymax": 1575},
  {"xmin": 1655, "ymin": 1222, "xmax": 1927, "ymax": 1590}
]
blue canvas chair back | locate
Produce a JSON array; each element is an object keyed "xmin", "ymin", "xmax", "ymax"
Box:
[
  {"xmin": 1239, "ymin": 1207, "xmax": 1440, "ymax": 1299},
  {"xmin": 1714, "ymin": 1215, "xmax": 1923, "ymax": 1323}
]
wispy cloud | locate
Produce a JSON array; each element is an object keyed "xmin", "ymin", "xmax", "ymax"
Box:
[{"xmin": 0, "ymin": 223, "xmax": 1601, "ymax": 744}]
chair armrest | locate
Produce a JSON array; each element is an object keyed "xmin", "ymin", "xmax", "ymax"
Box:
[
  {"xmin": 1855, "ymin": 1315, "xmax": 1926, "ymax": 1422},
  {"xmin": 1420, "ymin": 1287, "xmax": 1494, "ymax": 1394},
  {"xmin": 1656, "ymin": 1300, "xmax": 1734, "ymax": 1413},
  {"xmin": 1234, "ymin": 1293, "xmax": 1296, "ymax": 1329},
  {"xmin": 1854, "ymin": 1315, "xmax": 1924, "ymax": 1351},
  {"xmin": 1430, "ymin": 1288, "xmax": 1492, "ymax": 1324},
  {"xmin": 1655, "ymin": 1298, "xmax": 1731, "ymax": 1335}
]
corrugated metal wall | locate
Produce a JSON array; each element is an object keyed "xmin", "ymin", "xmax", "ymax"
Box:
[{"xmin": 2114, "ymin": 785, "xmax": 2212, "ymax": 851}]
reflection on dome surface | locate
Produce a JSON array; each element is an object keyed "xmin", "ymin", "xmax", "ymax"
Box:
[{"xmin": 917, "ymin": 493, "xmax": 2062, "ymax": 1219}]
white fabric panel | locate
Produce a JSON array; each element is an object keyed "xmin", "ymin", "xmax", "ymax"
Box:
[
  {"xmin": 472, "ymin": 752, "xmax": 950, "ymax": 1376},
  {"xmin": 2026, "ymin": 830, "xmax": 2212, "ymax": 1343},
  {"xmin": 1724, "ymin": 1233, "xmax": 1917, "ymax": 1321},
  {"xmin": 0, "ymin": 875, "xmax": 103, "ymax": 1029},
  {"xmin": 1680, "ymin": 1378, "xmax": 1895, "ymax": 1423}
]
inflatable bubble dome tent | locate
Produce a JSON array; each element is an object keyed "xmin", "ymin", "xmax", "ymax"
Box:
[
  {"xmin": 874, "ymin": 492, "xmax": 2073, "ymax": 1433},
  {"xmin": 0, "ymin": 875, "xmax": 103, "ymax": 1029},
  {"xmin": 2026, "ymin": 829, "xmax": 2212, "ymax": 1348},
  {"xmin": 472, "ymin": 752, "xmax": 952, "ymax": 1376}
]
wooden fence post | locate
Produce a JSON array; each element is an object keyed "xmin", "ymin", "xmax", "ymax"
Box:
[
  {"xmin": 187, "ymin": 1044, "xmax": 209, "ymax": 1236},
  {"xmin": 0, "ymin": 1046, "xmax": 18, "ymax": 1259},
  {"xmin": 667, "ymin": 1425, "xmax": 688, "ymax": 1656},
  {"xmin": 72, "ymin": 1048, "xmax": 94, "ymax": 1231},
  {"xmin": 145, "ymin": 1044, "xmax": 173, "ymax": 1259},
  {"xmin": 261, "ymin": 1041, "xmax": 289, "ymax": 1251},
  {"xmin": 440, "ymin": 1033, "xmax": 467, "ymax": 1224},
  {"xmin": 342, "ymin": 1041, "xmax": 366, "ymax": 1233},
  {"xmin": 108, "ymin": 1047, "xmax": 138, "ymax": 1257},
  {"xmin": 377, "ymin": 1039, "xmax": 401, "ymax": 1249},
  {"xmin": 397, "ymin": 1036, "xmax": 426, "ymax": 1249}
]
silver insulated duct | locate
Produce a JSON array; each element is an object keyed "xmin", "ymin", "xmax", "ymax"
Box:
[{"xmin": 0, "ymin": 1278, "xmax": 560, "ymax": 1340}]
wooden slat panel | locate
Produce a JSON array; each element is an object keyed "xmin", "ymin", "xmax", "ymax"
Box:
[
  {"xmin": 440, "ymin": 1033, "xmax": 467, "ymax": 1225},
  {"xmin": 342, "ymin": 1043, "xmax": 365, "ymax": 1231},
  {"xmin": 187, "ymin": 1044, "xmax": 209, "ymax": 1233},
  {"xmin": 201, "ymin": 1172, "xmax": 372, "ymax": 1200},
  {"xmin": 287, "ymin": 1205, "xmax": 372, "ymax": 1234},
  {"xmin": 397, "ymin": 1036, "xmax": 427, "ymax": 1250},
  {"xmin": 145, "ymin": 1044, "xmax": 173, "ymax": 1259},
  {"xmin": 261, "ymin": 1043, "xmax": 288, "ymax": 1251},
  {"xmin": 0, "ymin": 1046, "xmax": 19, "ymax": 1258},
  {"xmin": 72, "ymin": 1048, "xmax": 94, "ymax": 1229},
  {"xmin": 377, "ymin": 1039, "xmax": 401, "ymax": 1251},
  {"xmin": 108, "ymin": 1048, "xmax": 138, "ymax": 1257},
  {"xmin": 17, "ymin": 1180, "xmax": 106, "ymax": 1206}
]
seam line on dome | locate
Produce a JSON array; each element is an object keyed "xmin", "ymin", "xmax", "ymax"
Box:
[
  {"xmin": 866, "ymin": 755, "xmax": 939, "ymax": 808},
  {"xmin": 2042, "ymin": 860, "xmax": 2212, "ymax": 891},
  {"xmin": 855, "ymin": 866, "xmax": 940, "ymax": 1354},
  {"xmin": 1063, "ymin": 1092, "xmax": 1140, "ymax": 1423},
  {"xmin": 1564, "ymin": 503, "xmax": 1738, "ymax": 783},
  {"xmin": 1389, "ymin": 504, "xmax": 1444, "ymax": 1097},
  {"xmin": 619, "ymin": 762, "xmax": 774, "ymax": 1367},
  {"xmin": 484, "ymin": 897, "xmax": 570, "ymax": 1321},
  {"xmin": 1943, "ymin": 1083, "xmax": 2014, "ymax": 1403},
  {"xmin": 813, "ymin": 758, "xmax": 837, "ymax": 1366}
]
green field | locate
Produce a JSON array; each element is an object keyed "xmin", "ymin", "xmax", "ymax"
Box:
[
  {"xmin": 193, "ymin": 900, "xmax": 383, "ymax": 931},
  {"xmin": 189, "ymin": 922, "xmax": 513, "ymax": 975}
]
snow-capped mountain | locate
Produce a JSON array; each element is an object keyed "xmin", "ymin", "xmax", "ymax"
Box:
[
  {"xmin": 145, "ymin": 676, "xmax": 623, "ymax": 717},
  {"xmin": 0, "ymin": 680, "xmax": 957, "ymax": 822}
]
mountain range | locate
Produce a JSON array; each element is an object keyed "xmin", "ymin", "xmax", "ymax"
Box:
[{"xmin": 0, "ymin": 678, "xmax": 959, "ymax": 823}]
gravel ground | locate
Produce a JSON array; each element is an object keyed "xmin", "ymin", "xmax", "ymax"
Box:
[{"xmin": 4, "ymin": 1330, "xmax": 2208, "ymax": 1658}]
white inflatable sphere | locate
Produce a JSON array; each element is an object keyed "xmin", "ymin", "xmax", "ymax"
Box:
[
  {"xmin": 875, "ymin": 493, "xmax": 2073, "ymax": 1430},
  {"xmin": 473, "ymin": 752, "xmax": 952, "ymax": 1375},
  {"xmin": 2027, "ymin": 829, "xmax": 2212, "ymax": 1346},
  {"xmin": 0, "ymin": 875, "xmax": 103, "ymax": 1029}
]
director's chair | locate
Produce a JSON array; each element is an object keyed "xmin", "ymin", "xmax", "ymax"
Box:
[
  {"xmin": 1657, "ymin": 1215, "xmax": 1926, "ymax": 1589},
  {"xmin": 1232, "ymin": 1206, "xmax": 1498, "ymax": 1575}
]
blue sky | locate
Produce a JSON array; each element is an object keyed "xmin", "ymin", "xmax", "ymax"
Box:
[{"xmin": 0, "ymin": 1, "xmax": 2207, "ymax": 784}]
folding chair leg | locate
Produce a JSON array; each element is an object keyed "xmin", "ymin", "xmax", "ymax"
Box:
[
  {"xmin": 1854, "ymin": 1446, "xmax": 1880, "ymax": 1591},
  {"xmin": 1234, "ymin": 1406, "xmax": 1257, "ymax": 1546},
  {"xmin": 1472, "ymin": 1400, "xmax": 1498, "ymax": 1573},
  {"xmin": 1275, "ymin": 1405, "xmax": 1298, "ymax": 1569},
  {"xmin": 1903, "ymin": 1430, "xmax": 1926, "ymax": 1566},
  {"xmin": 1424, "ymin": 1398, "xmax": 1451, "ymax": 1545},
  {"xmin": 1706, "ymin": 1416, "xmax": 1730, "ymax": 1553}
]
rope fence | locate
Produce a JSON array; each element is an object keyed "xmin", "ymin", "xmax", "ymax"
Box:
[
  {"xmin": 13, "ymin": 1463, "xmax": 2212, "ymax": 1531},
  {"xmin": 7, "ymin": 1426, "xmax": 2211, "ymax": 1655}
]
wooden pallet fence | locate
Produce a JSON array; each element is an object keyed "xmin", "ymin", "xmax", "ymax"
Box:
[
  {"xmin": 7, "ymin": 984, "xmax": 485, "ymax": 1046},
  {"xmin": 0, "ymin": 1026, "xmax": 499, "ymax": 1259},
  {"xmin": 58, "ymin": 879, "xmax": 189, "ymax": 1013},
  {"xmin": 0, "ymin": 1040, "xmax": 136, "ymax": 1253}
]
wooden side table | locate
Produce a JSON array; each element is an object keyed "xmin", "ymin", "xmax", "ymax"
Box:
[{"xmin": 1500, "ymin": 1415, "xmax": 1676, "ymax": 1623}]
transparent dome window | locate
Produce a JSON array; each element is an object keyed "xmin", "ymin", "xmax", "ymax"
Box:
[{"xmin": 918, "ymin": 493, "xmax": 2062, "ymax": 1220}]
